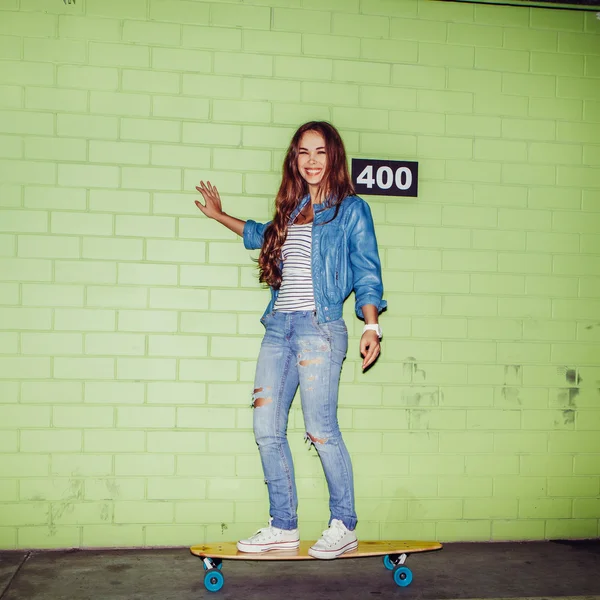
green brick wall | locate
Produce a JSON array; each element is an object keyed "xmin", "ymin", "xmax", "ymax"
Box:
[{"xmin": 0, "ymin": 0, "xmax": 599, "ymax": 549}]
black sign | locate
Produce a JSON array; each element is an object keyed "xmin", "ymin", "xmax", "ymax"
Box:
[{"xmin": 351, "ymin": 158, "xmax": 418, "ymax": 197}]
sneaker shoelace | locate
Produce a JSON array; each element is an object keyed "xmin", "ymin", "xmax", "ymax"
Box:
[{"xmin": 321, "ymin": 522, "xmax": 346, "ymax": 546}]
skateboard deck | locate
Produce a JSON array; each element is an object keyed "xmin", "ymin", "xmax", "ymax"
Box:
[{"xmin": 191, "ymin": 540, "xmax": 442, "ymax": 592}]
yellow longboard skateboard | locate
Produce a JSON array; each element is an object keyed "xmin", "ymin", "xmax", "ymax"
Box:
[{"xmin": 190, "ymin": 540, "xmax": 442, "ymax": 592}]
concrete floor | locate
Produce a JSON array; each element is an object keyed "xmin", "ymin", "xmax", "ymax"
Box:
[{"xmin": 0, "ymin": 540, "xmax": 599, "ymax": 599}]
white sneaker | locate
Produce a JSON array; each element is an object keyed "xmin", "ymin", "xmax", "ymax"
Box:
[
  {"xmin": 237, "ymin": 518, "xmax": 300, "ymax": 553},
  {"xmin": 308, "ymin": 519, "xmax": 358, "ymax": 559}
]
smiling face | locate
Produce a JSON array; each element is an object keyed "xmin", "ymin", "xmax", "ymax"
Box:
[{"xmin": 297, "ymin": 130, "xmax": 327, "ymax": 199}]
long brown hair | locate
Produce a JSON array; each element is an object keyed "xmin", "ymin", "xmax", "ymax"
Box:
[{"xmin": 258, "ymin": 121, "xmax": 355, "ymax": 289}]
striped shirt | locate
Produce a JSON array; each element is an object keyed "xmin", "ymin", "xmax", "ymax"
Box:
[{"xmin": 273, "ymin": 223, "xmax": 316, "ymax": 312}]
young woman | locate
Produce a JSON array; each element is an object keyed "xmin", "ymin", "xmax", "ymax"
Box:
[{"xmin": 194, "ymin": 121, "xmax": 386, "ymax": 559}]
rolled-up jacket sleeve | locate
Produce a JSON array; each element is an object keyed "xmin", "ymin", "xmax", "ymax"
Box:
[
  {"xmin": 348, "ymin": 200, "xmax": 387, "ymax": 319},
  {"xmin": 243, "ymin": 219, "xmax": 271, "ymax": 250}
]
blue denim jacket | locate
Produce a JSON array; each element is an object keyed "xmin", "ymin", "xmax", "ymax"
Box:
[{"xmin": 243, "ymin": 195, "xmax": 387, "ymax": 324}]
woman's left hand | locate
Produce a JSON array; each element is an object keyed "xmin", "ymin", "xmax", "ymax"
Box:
[{"xmin": 360, "ymin": 330, "xmax": 380, "ymax": 370}]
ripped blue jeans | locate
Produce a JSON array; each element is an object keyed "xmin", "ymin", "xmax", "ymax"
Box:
[{"xmin": 252, "ymin": 311, "xmax": 357, "ymax": 531}]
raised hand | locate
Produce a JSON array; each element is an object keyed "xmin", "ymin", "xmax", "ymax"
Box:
[{"xmin": 195, "ymin": 181, "xmax": 224, "ymax": 220}]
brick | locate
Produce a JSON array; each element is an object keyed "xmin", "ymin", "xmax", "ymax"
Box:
[
  {"xmin": 498, "ymin": 297, "xmax": 551, "ymax": 318},
  {"xmin": 210, "ymin": 336, "xmax": 260, "ymax": 359},
  {"xmin": 213, "ymin": 99, "xmax": 271, "ymax": 124},
  {"xmin": 210, "ymin": 290, "xmax": 267, "ymax": 313},
  {"xmin": 0, "ymin": 258, "xmax": 51, "ymax": 283},
  {"xmin": 24, "ymin": 38, "xmax": 86, "ymax": 64},
  {"xmin": 275, "ymin": 56, "xmax": 333, "ymax": 82},
  {"xmin": 558, "ymin": 165, "xmax": 600, "ymax": 188},
  {"xmin": 521, "ymin": 409, "xmax": 575, "ymax": 431},
  {"xmin": 122, "ymin": 20, "xmax": 180, "ymax": 45},
  {"xmin": 391, "ymin": 17, "xmax": 446, "ymax": 42},
  {"xmin": 152, "ymin": 96, "xmax": 209, "ymax": 121},
  {"xmin": 183, "ymin": 25, "xmax": 241, "ymax": 51},
  {"xmin": 21, "ymin": 430, "xmax": 82, "ymax": 453},
  {"xmin": 558, "ymin": 77, "xmax": 600, "ymax": 102},
  {"xmin": 584, "ymin": 145, "xmax": 600, "ymax": 166},
  {"xmin": 115, "ymin": 215, "xmax": 175, "ymax": 238},
  {"xmin": 443, "ymin": 296, "xmax": 497, "ymax": 317},
  {"xmin": 117, "ymin": 309, "xmax": 177, "ymax": 332},
  {"xmin": 54, "ymin": 308, "xmax": 114, "ymax": 332},
  {"xmin": 117, "ymin": 406, "xmax": 175, "ymax": 428},
  {"xmin": 530, "ymin": 97, "xmax": 582, "ymax": 121},
  {"xmin": 24, "ymin": 186, "xmax": 85, "ymax": 211},
  {"xmin": 85, "ymin": 381, "xmax": 144, "ymax": 405},
  {"xmin": 412, "ymin": 273, "xmax": 465, "ymax": 295},
  {"xmin": 527, "ymin": 231, "xmax": 579, "ymax": 253},
  {"xmin": 152, "ymin": 48, "xmax": 211, "ymax": 74},
  {"xmin": 0, "ymin": 85, "xmax": 21, "ymax": 110},
  {"xmin": 182, "ymin": 74, "xmax": 241, "ymax": 99},
  {"xmin": 559, "ymin": 31, "xmax": 600, "ymax": 55},
  {"xmin": 529, "ymin": 142, "xmax": 581, "ymax": 165},
  {"xmin": 360, "ymin": 132, "xmax": 416, "ymax": 157},
  {"xmin": 390, "ymin": 111, "xmax": 444, "ymax": 135},
  {"xmin": 121, "ymin": 118, "xmax": 180, "ymax": 143},
  {"xmin": 147, "ymin": 429, "xmax": 206, "ymax": 452},
  {"xmin": 179, "ymin": 359, "xmax": 237, "ymax": 382},
  {"xmin": 213, "ymin": 148, "xmax": 271, "ymax": 172},
  {"xmin": 90, "ymin": 91, "xmax": 150, "ymax": 118},
  {"xmin": 85, "ymin": 333, "xmax": 145, "ymax": 356},
  {"xmin": 22, "ymin": 284, "xmax": 83, "ymax": 308},
  {"xmin": 446, "ymin": 160, "xmax": 501, "ymax": 183},
  {"xmin": 332, "ymin": 13, "xmax": 388, "ymax": 38},
  {"xmin": 121, "ymin": 167, "xmax": 181, "ymax": 191},
  {"xmin": 51, "ymin": 213, "xmax": 113, "ymax": 238},
  {"xmin": 448, "ymin": 68, "xmax": 501, "ymax": 94},
  {"xmin": 333, "ymin": 60, "xmax": 390, "ymax": 85},
  {"xmin": 419, "ymin": 42, "xmax": 474, "ymax": 68},
  {"xmin": 504, "ymin": 27, "xmax": 557, "ymax": 51},
  {"xmin": 467, "ymin": 317, "xmax": 522, "ymax": 339},
  {"xmin": 0, "ymin": 160, "xmax": 54, "ymax": 185},
  {"xmin": 60, "ymin": 15, "xmax": 120, "ymax": 41},
  {"xmin": 114, "ymin": 499, "xmax": 173, "ymax": 523},
  {"xmin": 176, "ymin": 500, "xmax": 233, "ymax": 523},
  {"xmin": 0, "ymin": 110, "xmax": 53, "ymax": 136},
  {"xmin": 150, "ymin": 0, "xmax": 209, "ymax": 23},
  {"xmin": 242, "ymin": 125, "xmax": 295, "ymax": 150},
  {"xmin": 84, "ymin": 478, "xmax": 145, "ymax": 501},
  {"xmin": 0, "ymin": 234, "xmax": 21, "ymax": 261},
  {"xmin": 148, "ymin": 334, "xmax": 207, "ymax": 358},
  {"xmin": 0, "ymin": 12, "xmax": 55, "ymax": 38},
  {"xmin": 0, "ymin": 331, "xmax": 17, "ymax": 353},
  {"xmin": 25, "ymin": 137, "xmax": 86, "ymax": 162},
  {"xmin": 498, "ymin": 252, "xmax": 552, "ymax": 274},
  {"xmin": 0, "ymin": 454, "xmax": 49, "ymax": 477},
  {"xmin": 215, "ymin": 51, "xmax": 273, "ymax": 77},
  {"xmin": 417, "ymin": 90, "xmax": 472, "ymax": 114},
  {"xmin": 147, "ymin": 477, "xmax": 206, "ymax": 500},
  {"xmin": 87, "ymin": 0, "xmax": 147, "ymax": 19},
  {"xmin": 476, "ymin": 47, "xmax": 529, "ymax": 72},
  {"xmin": 498, "ymin": 208, "xmax": 552, "ymax": 231},
  {"xmin": 0, "ymin": 59, "xmax": 52, "ymax": 88},
  {"xmin": 89, "ymin": 141, "xmax": 150, "ymax": 166},
  {"xmin": 123, "ymin": 70, "xmax": 180, "ymax": 95},
  {"xmin": 412, "ymin": 317, "xmax": 467, "ymax": 340},
  {"xmin": 149, "ymin": 288, "xmax": 208, "ymax": 310},
  {"xmin": 0, "ymin": 503, "xmax": 48, "ymax": 527},
  {"xmin": 522, "ymin": 319, "xmax": 576, "ymax": 341},
  {"xmin": 0, "ymin": 404, "xmax": 50, "ymax": 427},
  {"xmin": 302, "ymin": 33, "xmax": 359, "ymax": 60},
  {"xmin": 472, "ymin": 229, "xmax": 525, "ymax": 251},
  {"xmin": 241, "ymin": 79, "xmax": 301, "ymax": 104},
  {"xmin": 392, "ymin": 64, "xmax": 445, "ymax": 89},
  {"xmin": 474, "ymin": 93, "xmax": 527, "ymax": 118},
  {"xmin": 361, "ymin": 39, "xmax": 417, "ymax": 65},
  {"xmin": 466, "ymin": 454, "xmax": 519, "ymax": 475},
  {"xmin": 58, "ymin": 164, "xmax": 119, "ymax": 189},
  {"xmin": 210, "ymin": 3, "xmax": 269, "ymax": 28},
  {"xmin": 179, "ymin": 265, "xmax": 238, "ymax": 287},
  {"xmin": 55, "ymin": 260, "xmax": 116, "ymax": 284},
  {"xmin": 176, "ymin": 407, "xmax": 236, "ymax": 429},
  {"xmin": 146, "ymin": 239, "xmax": 205, "ymax": 264},
  {"xmin": 0, "ymin": 211, "xmax": 46, "ymax": 234},
  {"xmin": 21, "ymin": 381, "xmax": 82, "ymax": 404},
  {"xmin": 273, "ymin": 7, "xmax": 330, "ymax": 33},
  {"xmin": 0, "ymin": 283, "xmax": 17, "ymax": 305},
  {"xmin": 58, "ymin": 65, "xmax": 118, "ymax": 91},
  {"xmin": 54, "ymin": 357, "xmax": 115, "ymax": 380},
  {"xmin": 18, "ymin": 527, "xmax": 81, "ymax": 549},
  {"xmin": 180, "ymin": 311, "xmax": 236, "ymax": 334},
  {"xmin": 83, "ymin": 430, "xmax": 144, "ymax": 453},
  {"xmin": 443, "ymin": 341, "xmax": 496, "ymax": 363},
  {"xmin": 0, "ymin": 134, "xmax": 20, "ymax": 160},
  {"xmin": 557, "ymin": 121, "xmax": 600, "ymax": 144},
  {"xmin": 272, "ymin": 102, "xmax": 330, "ymax": 126}
]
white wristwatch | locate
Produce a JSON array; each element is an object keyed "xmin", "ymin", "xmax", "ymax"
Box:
[{"xmin": 363, "ymin": 324, "xmax": 382, "ymax": 339}]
